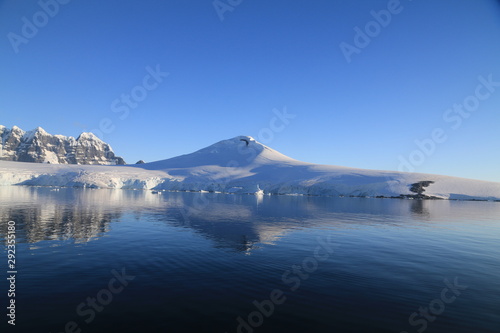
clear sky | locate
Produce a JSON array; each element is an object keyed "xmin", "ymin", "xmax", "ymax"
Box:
[{"xmin": 1, "ymin": 0, "xmax": 499, "ymax": 182}]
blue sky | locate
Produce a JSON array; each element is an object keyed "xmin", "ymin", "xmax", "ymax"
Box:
[{"xmin": 1, "ymin": 0, "xmax": 499, "ymax": 182}]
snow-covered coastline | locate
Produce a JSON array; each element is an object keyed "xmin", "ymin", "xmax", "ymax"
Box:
[{"xmin": 1, "ymin": 136, "xmax": 499, "ymax": 201}]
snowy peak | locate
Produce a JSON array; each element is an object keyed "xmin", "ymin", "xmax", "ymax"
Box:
[
  {"xmin": 0, "ymin": 125, "xmax": 125, "ymax": 165},
  {"xmin": 22, "ymin": 126, "xmax": 49, "ymax": 142},
  {"xmin": 140, "ymin": 135, "xmax": 298, "ymax": 170},
  {"xmin": 77, "ymin": 132, "xmax": 104, "ymax": 143},
  {"xmin": 11, "ymin": 125, "xmax": 24, "ymax": 133},
  {"xmin": 196, "ymin": 136, "xmax": 262, "ymax": 156}
]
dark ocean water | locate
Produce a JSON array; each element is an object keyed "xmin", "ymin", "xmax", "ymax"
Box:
[{"xmin": 0, "ymin": 187, "xmax": 499, "ymax": 333}]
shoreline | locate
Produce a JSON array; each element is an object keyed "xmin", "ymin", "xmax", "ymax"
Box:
[{"xmin": 2, "ymin": 184, "xmax": 499, "ymax": 203}]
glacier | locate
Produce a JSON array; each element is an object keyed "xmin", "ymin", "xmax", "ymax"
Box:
[{"xmin": 1, "ymin": 135, "xmax": 499, "ymax": 201}]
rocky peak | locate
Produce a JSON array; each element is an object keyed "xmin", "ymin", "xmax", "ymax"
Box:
[{"xmin": 0, "ymin": 125, "xmax": 126, "ymax": 165}]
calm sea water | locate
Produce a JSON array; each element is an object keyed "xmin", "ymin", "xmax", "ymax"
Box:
[{"xmin": 0, "ymin": 187, "xmax": 499, "ymax": 333}]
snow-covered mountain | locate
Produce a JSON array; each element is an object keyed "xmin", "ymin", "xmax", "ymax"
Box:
[
  {"xmin": 0, "ymin": 125, "xmax": 125, "ymax": 165},
  {"xmin": 0, "ymin": 135, "xmax": 499, "ymax": 200}
]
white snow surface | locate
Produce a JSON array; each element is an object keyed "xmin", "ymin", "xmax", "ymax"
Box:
[{"xmin": 1, "ymin": 135, "xmax": 499, "ymax": 200}]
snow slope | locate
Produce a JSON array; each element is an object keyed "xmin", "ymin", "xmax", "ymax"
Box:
[
  {"xmin": 0, "ymin": 160, "xmax": 169, "ymax": 189},
  {"xmin": 1, "ymin": 135, "xmax": 499, "ymax": 200}
]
